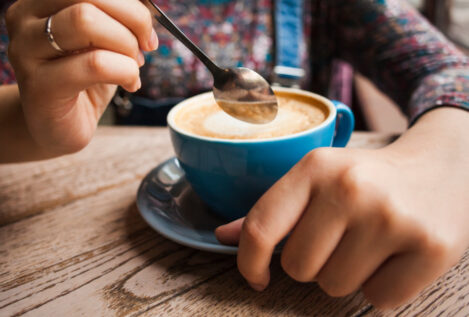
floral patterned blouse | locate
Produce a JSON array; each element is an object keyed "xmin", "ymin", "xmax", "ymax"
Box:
[{"xmin": 1, "ymin": 0, "xmax": 468, "ymax": 124}]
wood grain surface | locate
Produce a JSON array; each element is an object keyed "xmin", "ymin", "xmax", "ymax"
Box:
[{"xmin": 0, "ymin": 127, "xmax": 467, "ymax": 316}]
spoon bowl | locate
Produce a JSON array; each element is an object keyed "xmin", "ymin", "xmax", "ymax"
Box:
[
  {"xmin": 213, "ymin": 68, "xmax": 278, "ymax": 124},
  {"xmin": 147, "ymin": 0, "xmax": 278, "ymax": 124}
]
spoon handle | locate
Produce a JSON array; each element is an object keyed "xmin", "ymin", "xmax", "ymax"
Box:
[{"xmin": 147, "ymin": 0, "xmax": 224, "ymax": 77}]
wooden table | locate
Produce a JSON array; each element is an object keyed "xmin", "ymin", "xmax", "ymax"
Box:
[{"xmin": 1, "ymin": 127, "xmax": 468, "ymax": 317}]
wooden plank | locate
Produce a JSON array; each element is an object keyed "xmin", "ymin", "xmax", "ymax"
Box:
[
  {"xmin": 3, "ymin": 128, "xmax": 467, "ymax": 316},
  {"xmin": 0, "ymin": 181, "xmax": 235, "ymax": 316},
  {"xmin": 0, "ymin": 127, "xmax": 173, "ymax": 226},
  {"xmin": 138, "ymin": 260, "xmax": 370, "ymax": 317}
]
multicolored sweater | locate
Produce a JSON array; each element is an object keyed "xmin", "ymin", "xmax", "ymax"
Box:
[{"xmin": 1, "ymin": 0, "xmax": 468, "ymax": 123}]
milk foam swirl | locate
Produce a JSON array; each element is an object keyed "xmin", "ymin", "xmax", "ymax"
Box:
[{"xmin": 174, "ymin": 92, "xmax": 328, "ymax": 140}]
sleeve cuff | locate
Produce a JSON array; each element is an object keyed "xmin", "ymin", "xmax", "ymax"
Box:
[{"xmin": 409, "ymin": 68, "xmax": 469, "ymax": 125}]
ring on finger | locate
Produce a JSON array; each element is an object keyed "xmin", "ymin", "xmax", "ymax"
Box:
[{"xmin": 45, "ymin": 15, "xmax": 66, "ymax": 54}]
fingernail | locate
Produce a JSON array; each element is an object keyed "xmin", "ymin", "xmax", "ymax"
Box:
[
  {"xmin": 137, "ymin": 51, "xmax": 145, "ymax": 67},
  {"xmin": 148, "ymin": 28, "xmax": 158, "ymax": 50},
  {"xmin": 215, "ymin": 224, "xmax": 226, "ymax": 230},
  {"xmin": 249, "ymin": 282, "xmax": 266, "ymax": 292},
  {"xmin": 135, "ymin": 77, "xmax": 142, "ymax": 91}
]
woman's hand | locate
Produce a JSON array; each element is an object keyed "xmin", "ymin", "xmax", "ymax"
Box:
[
  {"xmin": 5, "ymin": 0, "xmax": 157, "ymax": 155},
  {"xmin": 216, "ymin": 108, "xmax": 469, "ymax": 309}
]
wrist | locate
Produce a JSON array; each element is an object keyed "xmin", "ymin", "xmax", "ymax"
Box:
[
  {"xmin": 380, "ymin": 107, "xmax": 469, "ymax": 247},
  {"xmin": 384, "ymin": 107, "xmax": 469, "ymax": 160}
]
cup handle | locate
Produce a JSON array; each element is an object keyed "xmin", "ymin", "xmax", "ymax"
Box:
[{"xmin": 332, "ymin": 100, "xmax": 355, "ymax": 148}]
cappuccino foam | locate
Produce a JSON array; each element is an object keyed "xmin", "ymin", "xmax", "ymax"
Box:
[{"xmin": 173, "ymin": 92, "xmax": 328, "ymax": 140}]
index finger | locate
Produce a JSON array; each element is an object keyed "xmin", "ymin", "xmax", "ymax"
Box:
[
  {"xmin": 25, "ymin": 0, "xmax": 157, "ymax": 51},
  {"xmin": 237, "ymin": 152, "xmax": 320, "ymax": 290}
]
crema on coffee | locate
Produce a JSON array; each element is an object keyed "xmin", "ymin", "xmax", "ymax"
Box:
[{"xmin": 173, "ymin": 91, "xmax": 328, "ymax": 140}]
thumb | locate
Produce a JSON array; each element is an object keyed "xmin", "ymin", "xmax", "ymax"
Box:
[{"xmin": 215, "ymin": 218, "xmax": 245, "ymax": 246}]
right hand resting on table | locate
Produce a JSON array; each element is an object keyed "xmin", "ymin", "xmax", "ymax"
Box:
[{"xmin": 5, "ymin": 0, "xmax": 158, "ymax": 155}]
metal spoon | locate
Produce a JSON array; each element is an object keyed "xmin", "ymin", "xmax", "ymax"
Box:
[{"xmin": 146, "ymin": 0, "xmax": 278, "ymax": 124}]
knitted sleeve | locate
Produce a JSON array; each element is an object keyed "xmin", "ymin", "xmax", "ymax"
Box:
[{"xmin": 334, "ymin": 0, "xmax": 469, "ymax": 123}]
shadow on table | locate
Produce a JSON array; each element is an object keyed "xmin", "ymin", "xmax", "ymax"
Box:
[{"xmin": 99, "ymin": 202, "xmax": 372, "ymax": 316}]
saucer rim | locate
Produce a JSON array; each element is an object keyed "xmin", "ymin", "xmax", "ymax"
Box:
[{"xmin": 136, "ymin": 157, "xmax": 239, "ymax": 255}]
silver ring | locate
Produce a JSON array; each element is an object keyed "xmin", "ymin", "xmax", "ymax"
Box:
[{"xmin": 45, "ymin": 15, "xmax": 65, "ymax": 53}]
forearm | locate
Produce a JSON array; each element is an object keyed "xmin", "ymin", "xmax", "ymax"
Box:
[{"xmin": 0, "ymin": 85, "xmax": 56, "ymax": 163}]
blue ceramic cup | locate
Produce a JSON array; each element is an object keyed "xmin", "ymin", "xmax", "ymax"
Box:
[{"xmin": 167, "ymin": 87, "xmax": 354, "ymax": 221}]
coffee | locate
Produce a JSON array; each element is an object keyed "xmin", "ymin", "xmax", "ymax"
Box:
[{"xmin": 173, "ymin": 91, "xmax": 328, "ymax": 140}]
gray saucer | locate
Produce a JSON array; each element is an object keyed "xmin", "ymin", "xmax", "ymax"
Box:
[{"xmin": 136, "ymin": 157, "xmax": 238, "ymax": 254}]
